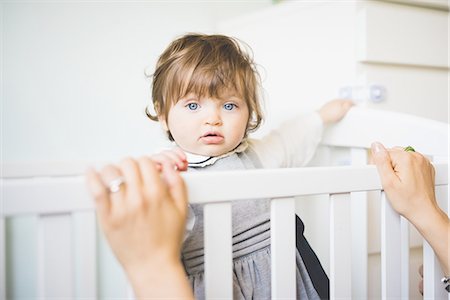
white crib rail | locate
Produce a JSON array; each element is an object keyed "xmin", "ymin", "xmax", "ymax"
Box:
[{"xmin": 1, "ymin": 163, "xmax": 448, "ymax": 299}]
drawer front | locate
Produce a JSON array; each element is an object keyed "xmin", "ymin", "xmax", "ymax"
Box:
[
  {"xmin": 358, "ymin": 64, "xmax": 448, "ymax": 123},
  {"xmin": 357, "ymin": 1, "xmax": 448, "ymax": 68}
]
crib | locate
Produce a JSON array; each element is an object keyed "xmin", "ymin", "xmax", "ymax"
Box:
[{"xmin": 1, "ymin": 107, "xmax": 448, "ymax": 300}]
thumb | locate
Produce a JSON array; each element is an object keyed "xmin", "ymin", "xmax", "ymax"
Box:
[
  {"xmin": 162, "ymin": 166, "xmax": 188, "ymax": 218},
  {"xmin": 371, "ymin": 142, "xmax": 398, "ymax": 189}
]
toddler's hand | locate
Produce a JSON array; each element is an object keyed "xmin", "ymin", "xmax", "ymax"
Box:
[
  {"xmin": 318, "ymin": 99, "xmax": 354, "ymax": 124},
  {"xmin": 151, "ymin": 148, "xmax": 188, "ymax": 172}
]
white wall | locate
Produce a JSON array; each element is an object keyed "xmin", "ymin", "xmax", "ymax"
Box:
[
  {"xmin": 1, "ymin": 1, "xmax": 271, "ymax": 164},
  {"xmin": 2, "ymin": 2, "xmax": 274, "ymax": 299}
]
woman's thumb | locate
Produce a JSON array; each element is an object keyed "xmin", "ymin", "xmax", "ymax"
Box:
[{"xmin": 371, "ymin": 142, "xmax": 396, "ymax": 187}]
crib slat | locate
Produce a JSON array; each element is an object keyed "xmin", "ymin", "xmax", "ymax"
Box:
[
  {"xmin": 423, "ymin": 184, "xmax": 448, "ymax": 299},
  {"xmin": 400, "ymin": 217, "xmax": 409, "ymax": 299},
  {"xmin": 73, "ymin": 212, "xmax": 97, "ymax": 298},
  {"xmin": 270, "ymin": 197, "xmax": 296, "ymax": 299},
  {"xmin": 350, "ymin": 146, "xmax": 368, "ymax": 299},
  {"xmin": 204, "ymin": 203, "xmax": 232, "ymax": 299},
  {"xmin": 330, "ymin": 193, "xmax": 352, "ymax": 299},
  {"xmin": 37, "ymin": 214, "xmax": 74, "ymax": 298},
  {"xmin": 380, "ymin": 191, "xmax": 401, "ymax": 299},
  {"xmin": 350, "ymin": 191, "xmax": 368, "ymax": 298},
  {"xmin": 0, "ymin": 217, "xmax": 5, "ymax": 300}
]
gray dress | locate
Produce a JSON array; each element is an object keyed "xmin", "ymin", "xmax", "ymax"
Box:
[{"xmin": 182, "ymin": 148, "xmax": 320, "ymax": 300}]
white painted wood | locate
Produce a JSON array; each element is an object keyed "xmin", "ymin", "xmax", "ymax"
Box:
[
  {"xmin": 37, "ymin": 214, "xmax": 73, "ymax": 298},
  {"xmin": 73, "ymin": 212, "xmax": 97, "ymax": 298},
  {"xmin": 127, "ymin": 284, "xmax": 135, "ymax": 300},
  {"xmin": 330, "ymin": 193, "xmax": 352, "ymax": 299},
  {"xmin": 3, "ymin": 176, "xmax": 92, "ymax": 216},
  {"xmin": 1, "ymin": 163, "xmax": 447, "ymax": 299},
  {"xmin": 350, "ymin": 148, "xmax": 368, "ymax": 299},
  {"xmin": 380, "ymin": 191, "xmax": 401, "ymax": 299},
  {"xmin": 204, "ymin": 203, "xmax": 232, "ymax": 299},
  {"xmin": 270, "ymin": 197, "xmax": 296, "ymax": 299},
  {"xmin": 3, "ymin": 163, "xmax": 448, "ymax": 214},
  {"xmin": 2, "ymin": 161, "xmax": 102, "ymax": 178},
  {"xmin": 423, "ymin": 242, "xmax": 439, "ymax": 299},
  {"xmin": 400, "ymin": 217, "xmax": 409, "ymax": 299},
  {"xmin": 0, "ymin": 217, "xmax": 5, "ymax": 300},
  {"xmin": 357, "ymin": 64, "xmax": 448, "ymax": 123},
  {"xmin": 423, "ymin": 184, "xmax": 449, "ymax": 299},
  {"xmin": 382, "ymin": 0, "xmax": 449, "ymax": 10},
  {"xmin": 322, "ymin": 107, "xmax": 448, "ymax": 157},
  {"xmin": 357, "ymin": 1, "xmax": 448, "ymax": 68}
]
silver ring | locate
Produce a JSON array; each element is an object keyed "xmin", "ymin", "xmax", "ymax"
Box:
[{"xmin": 108, "ymin": 177, "xmax": 125, "ymax": 193}]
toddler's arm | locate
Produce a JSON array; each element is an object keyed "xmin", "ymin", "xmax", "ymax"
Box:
[{"xmin": 250, "ymin": 99, "xmax": 353, "ymax": 168}]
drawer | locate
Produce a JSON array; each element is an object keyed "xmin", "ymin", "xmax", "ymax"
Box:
[
  {"xmin": 356, "ymin": 1, "xmax": 448, "ymax": 68},
  {"xmin": 357, "ymin": 64, "xmax": 448, "ymax": 123}
]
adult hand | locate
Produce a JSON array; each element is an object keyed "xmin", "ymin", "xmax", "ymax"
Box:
[
  {"xmin": 371, "ymin": 142, "xmax": 449, "ymax": 277},
  {"xmin": 370, "ymin": 142, "xmax": 436, "ymax": 221},
  {"xmin": 85, "ymin": 157, "xmax": 193, "ymax": 299}
]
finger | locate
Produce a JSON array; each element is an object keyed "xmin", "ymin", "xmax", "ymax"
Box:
[
  {"xmin": 119, "ymin": 157, "xmax": 144, "ymax": 205},
  {"xmin": 138, "ymin": 156, "xmax": 167, "ymax": 205},
  {"xmin": 85, "ymin": 167, "xmax": 111, "ymax": 219},
  {"xmin": 419, "ymin": 264, "xmax": 423, "ymax": 277},
  {"xmin": 173, "ymin": 147, "xmax": 187, "ymax": 162},
  {"xmin": 172, "ymin": 148, "xmax": 188, "ymax": 171},
  {"xmin": 161, "ymin": 150, "xmax": 188, "ymax": 171},
  {"xmin": 371, "ymin": 142, "xmax": 398, "ymax": 189},
  {"xmin": 100, "ymin": 165, "xmax": 128, "ymax": 217},
  {"xmin": 151, "ymin": 152, "xmax": 178, "ymax": 171},
  {"xmin": 100, "ymin": 164, "xmax": 126, "ymax": 205},
  {"xmin": 343, "ymin": 100, "xmax": 354, "ymax": 109},
  {"xmin": 430, "ymin": 162, "xmax": 435, "ymax": 184},
  {"xmin": 162, "ymin": 164, "xmax": 188, "ymax": 218}
]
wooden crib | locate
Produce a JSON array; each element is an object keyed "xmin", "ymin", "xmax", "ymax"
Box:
[{"xmin": 1, "ymin": 107, "xmax": 448, "ymax": 299}]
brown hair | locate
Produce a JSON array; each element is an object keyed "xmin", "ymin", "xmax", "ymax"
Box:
[{"xmin": 146, "ymin": 33, "xmax": 264, "ymax": 140}]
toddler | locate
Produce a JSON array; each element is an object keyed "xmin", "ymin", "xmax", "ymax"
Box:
[{"xmin": 146, "ymin": 33, "xmax": 353, "ymax": 300}]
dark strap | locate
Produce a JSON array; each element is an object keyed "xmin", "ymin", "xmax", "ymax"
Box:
[{"xmin": 296, "ymin": 215, "xmax": 329, "ymax": 299}]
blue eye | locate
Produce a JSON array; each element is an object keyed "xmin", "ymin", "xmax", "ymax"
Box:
[
  {"xmin": 187, "ymin": 103, "xmax": 199, "ymax": 110},
  {"xmin": 224, "ymin": 103, "xmax": 236, "ymax": 111}
]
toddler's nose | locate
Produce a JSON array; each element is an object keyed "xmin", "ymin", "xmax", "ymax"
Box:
[{"xmin": 205, "ymin": 110, "xmax": 222, "ymax": 126}]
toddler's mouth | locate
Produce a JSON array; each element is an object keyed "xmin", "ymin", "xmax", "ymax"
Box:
[
  {"xmin": 200, "ymin": 132, "xmax": 224, "ymax": 144},
  {"xmin": 202, "ymin": 132, "xmax": 223, "ymax": 138}
]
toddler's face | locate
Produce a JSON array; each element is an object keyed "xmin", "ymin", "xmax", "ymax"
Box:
[{"xmin": 162, "ymin": 92, "xmax": 249, "ymax": 157}]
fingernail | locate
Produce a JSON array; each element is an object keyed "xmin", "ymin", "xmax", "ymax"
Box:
[{"xmin": 371, "ymin": 142, "xmax": 384, "ymax": 154}]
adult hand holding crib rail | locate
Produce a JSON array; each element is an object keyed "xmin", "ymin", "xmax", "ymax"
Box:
[
  {"xmin": 372, "ymin": 141, "xmax": 450, "ymax": 293},
  {"xmin": 85, "ymin": 158, "xmax": 194, "ymax": 300}
]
